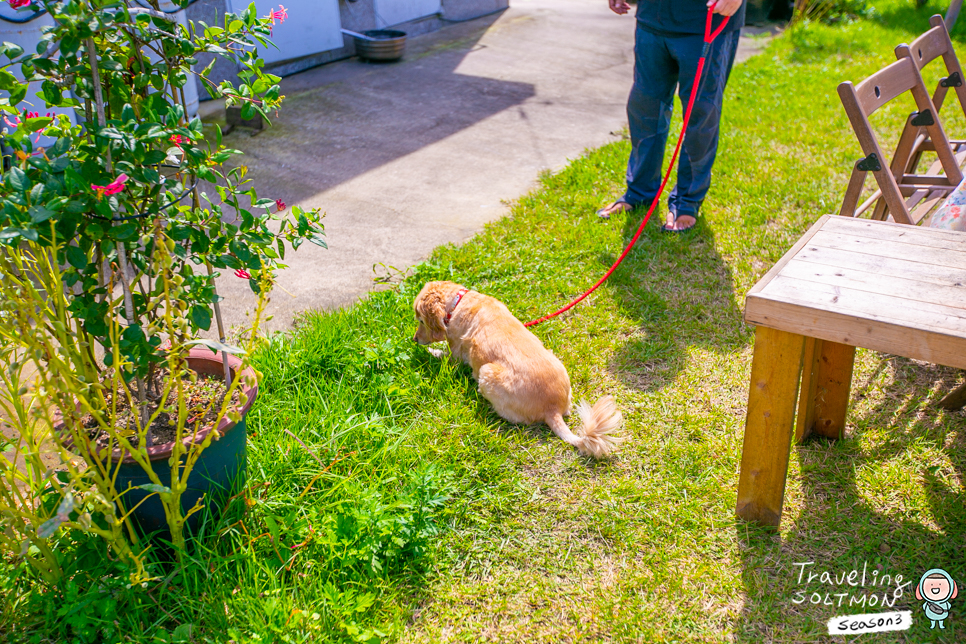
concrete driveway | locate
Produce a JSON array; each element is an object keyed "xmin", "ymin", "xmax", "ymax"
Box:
[{"xmin": 205, "ymin": 0, "xmax": 772, "ymax": 333}]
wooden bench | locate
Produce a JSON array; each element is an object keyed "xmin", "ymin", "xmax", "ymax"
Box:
[{"xmin": 735, "ymin": 214, "xmax": 966, "ymax": 528}]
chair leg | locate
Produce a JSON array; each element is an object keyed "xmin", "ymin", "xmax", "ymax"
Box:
[
  {"xmin": 736, "ymin": 326, "xmax": 806, "ymax": 528},
  {"xmin": 796, "ymin": 339, "xmax": 856, "ymax": 441},
  {"xmin": 839, "ymin": 165, "xmax": 867, "ymax": 217}
]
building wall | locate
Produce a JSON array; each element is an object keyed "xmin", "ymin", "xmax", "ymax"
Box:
[{"xmin": 187, "ymin": 0, "xmax": 509, "ymax": 95}]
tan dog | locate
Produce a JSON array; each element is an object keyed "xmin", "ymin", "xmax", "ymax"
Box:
[{"xmin": 413, "ymin": 281, "xmax": 623, "ymax": 458}]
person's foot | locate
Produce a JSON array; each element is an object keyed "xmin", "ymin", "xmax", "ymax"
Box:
[
  {"xmin": 661, "ymin": 211, "xmax": 697, "ymax": 233},
  {"xmin": 596, "ymin": 200, "xmax": 633, "ymax": 220}
]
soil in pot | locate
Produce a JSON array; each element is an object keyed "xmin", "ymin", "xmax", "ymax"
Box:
[{"xmin": 81, "ymin": 368, "xmax": 242, "ymax": 450}]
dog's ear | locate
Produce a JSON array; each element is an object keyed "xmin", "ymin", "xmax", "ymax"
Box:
[{"xmin": 416, "ymin": 283, "xmax": 447, "ymax": 337}]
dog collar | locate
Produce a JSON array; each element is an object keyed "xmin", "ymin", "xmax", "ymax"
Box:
[{"xmin": 444, "ymin": 288, "xmax": 469, "ymax": 326}]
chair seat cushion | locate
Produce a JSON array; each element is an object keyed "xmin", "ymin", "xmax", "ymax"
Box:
[{"xmin": 928, "ymin": 177, "xmax": 966, "ymax": 231}]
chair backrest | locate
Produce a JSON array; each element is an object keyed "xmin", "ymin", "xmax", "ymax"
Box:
[
  {"xmin": 896, "ymin": 15, "xmax": 966, "ymax": 118},
  {"xmin": 838, "ymin": 56, "xmax": 963, "ymax": 224}
]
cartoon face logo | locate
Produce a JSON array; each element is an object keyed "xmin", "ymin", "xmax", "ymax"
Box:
[{"xmin": 916, "ymin": 569, "xmax": 959, "ymax": 630}]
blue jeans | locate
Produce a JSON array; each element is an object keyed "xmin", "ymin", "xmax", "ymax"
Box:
[{"xmin": 622, "ymin": 26, "xmax": 740, "ymax": 218}]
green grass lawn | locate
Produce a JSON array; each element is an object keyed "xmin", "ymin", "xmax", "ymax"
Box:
[{"xmin": 5, "ymin": 1, "xmax": 966, "ymax": 642}]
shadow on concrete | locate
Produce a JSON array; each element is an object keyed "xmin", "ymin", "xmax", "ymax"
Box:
[
  {"xmin": 214, "ymin": 11, "xmax": 535, "ymax": 208},
  {"xmin": 732, "ymin": 356, "xmax": 966, "ymax": 642},
  {"xmin": 602, "ymin": 209, "xmax": 747, "ymax": 393}
]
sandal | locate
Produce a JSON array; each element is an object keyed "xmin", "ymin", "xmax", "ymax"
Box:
[
  {"xmin": 661, "ymin": 211, "xmax": 697, "ymax": 233},
  {"xmin": 596, "ymin": 200, "xmax": 633, "ymax": 220}
]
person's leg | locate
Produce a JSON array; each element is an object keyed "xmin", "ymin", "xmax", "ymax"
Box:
[
  {"xmin": 665, "ymin": 30, "xmax": 741, "ymax": 230},
  {"xmin": 622, "ymin": 26, "xmax": 678, "ymax": 207}
]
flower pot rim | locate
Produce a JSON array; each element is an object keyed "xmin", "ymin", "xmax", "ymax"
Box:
[{"xmin": 54, "ymin": 346, "xmax": 258, "ymax": 464}]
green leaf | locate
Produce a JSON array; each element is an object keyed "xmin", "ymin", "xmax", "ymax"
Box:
[
  {"xmin": 36, "ymin": 515, "xmax": 64, "ymax": 540},
  {"xmin": 211, "ymin": 149, "xmax": 241, "ymax": 164},
  {"xmin": 41, "ymin": 80, "xmax": 62, "ymax": 106},
  {"xmin": 185, "ymin": 338, "xmax": 245, "ymax": 355},
  {"xmin": 0, "ymin": 227, "xmax": 37, "ymax": 242},
  {"xmin": 136, "ymin": 123, "xmax": 165, "ymax": 139},
  {"xmin": 5, "ymin": 166, "xmax": 27, "ymax": 192},
  {"xmin": 0, "ymin": 69, "xmax": 18, "ymax": 92},
  {"xmin": 190, "ymin": 305, "xmax": 212, "ymax": 331},
  {"xmin": 1, "ymin": 42, "xmax": 23, "ymax": 60},
  {"xmin": 28, "ymin": 205, "xmax": 54, "ymax": 224},
  {"xmin": 65, "ymin": 245, "xmax": 87, "ymax": 270},
  {"xmin": 172, "ymin": 624, "xmax": 194, "ymax": 643},
  {"xmin": 85, "ymin": 222, "xmax": 104, "ymax": 239},
  {"xmin": 136, "ymin": 484, "xmax": 171, "ymax": 494},
  {"xmin": 142, "ymin": 167, "xmax": 160, "ymax": 184},
  {"xmin": 24, "ymin": 117, "xmax": 52, "ymax": 133},
  {"xmin": 110, "ymin": 223, "xmax": 137, "ymax": 241},
  {"xmin": 66, "ymin": 200, "xmax": 86, "ymax": 215},
  {"xmin": 7, "ymin": 83, "xmax": 26, "ymax": 106},
  {"xmin": 60, "ymin": 35, "xmax": 79, "ymax": 56},
  {"xmin": 98, "ymin": 127, "xmax": 126, "ymax": 140},
  {"xmin": 48, "ymin": 137, "xmax": 70, "ymax": 157},
  {"xmin": 144, "ymin": 149, "xmax": 167, "ymax": 164}
]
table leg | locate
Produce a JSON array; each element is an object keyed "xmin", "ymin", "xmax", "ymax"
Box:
[
  {"xmin": 795, "ymin": 337, "xmax": 821, "ymax": 444},
  {"xmin": 796, "ymin": 339, "xmax": 855, "ymax": 441},
  {"xmin": 736, "ymin": 326, "xmax": 806, "ymax": 528}
]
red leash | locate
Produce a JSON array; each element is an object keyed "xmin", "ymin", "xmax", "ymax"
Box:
[{"xmin": 524, "ymin": 6, "xmax": 730, "ymax": 328}]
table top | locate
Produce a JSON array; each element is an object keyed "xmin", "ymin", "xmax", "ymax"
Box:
[{"xmin": 745, "ymin": 215, "xmax": 966, "ymax": 369}]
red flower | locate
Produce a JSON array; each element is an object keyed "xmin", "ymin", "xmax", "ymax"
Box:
[
  {"xmin": 169, "ymin": 134, "xmax": 184, "ymax": 151},
  {"xmin": 234, "ymin": 269, "xmax": 252, "ymax": 279},
  {"xmin": 8, "ymin": 0, "xmax": 31, "ymax": 9},
  {"xmin": 91, "ymin": 174, "xmax": 128, "ymax": 200},
  {"xmin": 270, "ymin": 5, "xmax": 288, "ymax": 23},
  {"xmin": 275, "ymin": 199, "xmax": 286, "ymax": 211}
]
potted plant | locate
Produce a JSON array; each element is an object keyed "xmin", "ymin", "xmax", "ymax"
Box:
[{"xmin": 0, "ymin": 0, "xmax": 324, "ymax": 579}]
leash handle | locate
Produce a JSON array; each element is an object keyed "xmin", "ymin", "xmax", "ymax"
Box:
[
  {"xmin": 524, "ymin": 5, "xmax": 729, "ymax": 328},
  {"xmin": 705, "ymin": 3, "xmax": 731, "ymax": 44}
]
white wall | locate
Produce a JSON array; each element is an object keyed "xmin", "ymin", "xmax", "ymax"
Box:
[
  {"xmin": 374, "ymin": 0, "xmax": 442, "ymax": 28},
  {"xmin": 234, "ymin": 0, "xmax": 343, "ymax": 65}
]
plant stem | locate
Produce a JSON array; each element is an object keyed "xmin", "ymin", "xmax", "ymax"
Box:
[
  {"xmin": 198, "ymin": 184, "xmax": 232, "ymax": 387},
  {"xmin": 89, "ymin": 36, "xmax": 149, "ymax": 443}
]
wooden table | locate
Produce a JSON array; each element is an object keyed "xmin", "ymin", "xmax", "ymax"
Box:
[{"xmin": 737, "ymin": 214, "xmax": 966, "ymax": 527}]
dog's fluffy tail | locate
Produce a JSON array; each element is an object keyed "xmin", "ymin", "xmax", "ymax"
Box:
[{"xmin": 547, "ymin": 395, "xmax": 624, "ymax": 458}]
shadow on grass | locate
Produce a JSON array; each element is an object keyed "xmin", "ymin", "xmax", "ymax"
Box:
[
  {"xmin": 873, "ymin": 2, "xmax": 966, "ymax": 43},
  {"xmin": 602, "ymin": 207, "xmax": 747, "ymax": 393},
  {"xmin": 734, "ymin": 356, "xmax": 966, "ymax": 642}
]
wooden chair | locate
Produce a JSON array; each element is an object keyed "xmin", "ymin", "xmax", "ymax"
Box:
[
  {"xmin": 882, "ymin": 15, "xmax": 966, "ymax": 221},
  {"xmin": 838, "ymin": 56, "xmax": 964, "ymax": 224},
  {"xmin": 896, "ymin": 17, "xmax": 966, "ymax": 410}
]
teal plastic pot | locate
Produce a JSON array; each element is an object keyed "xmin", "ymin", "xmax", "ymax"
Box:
[{"xmin": 104, "ymin": 348, "xmax": 257, "ymax": 537}]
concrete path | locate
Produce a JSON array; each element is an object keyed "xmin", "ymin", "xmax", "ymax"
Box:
[{"xmin": 205, "ymin": 0, "xmax": 775, "ymax": 333}]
